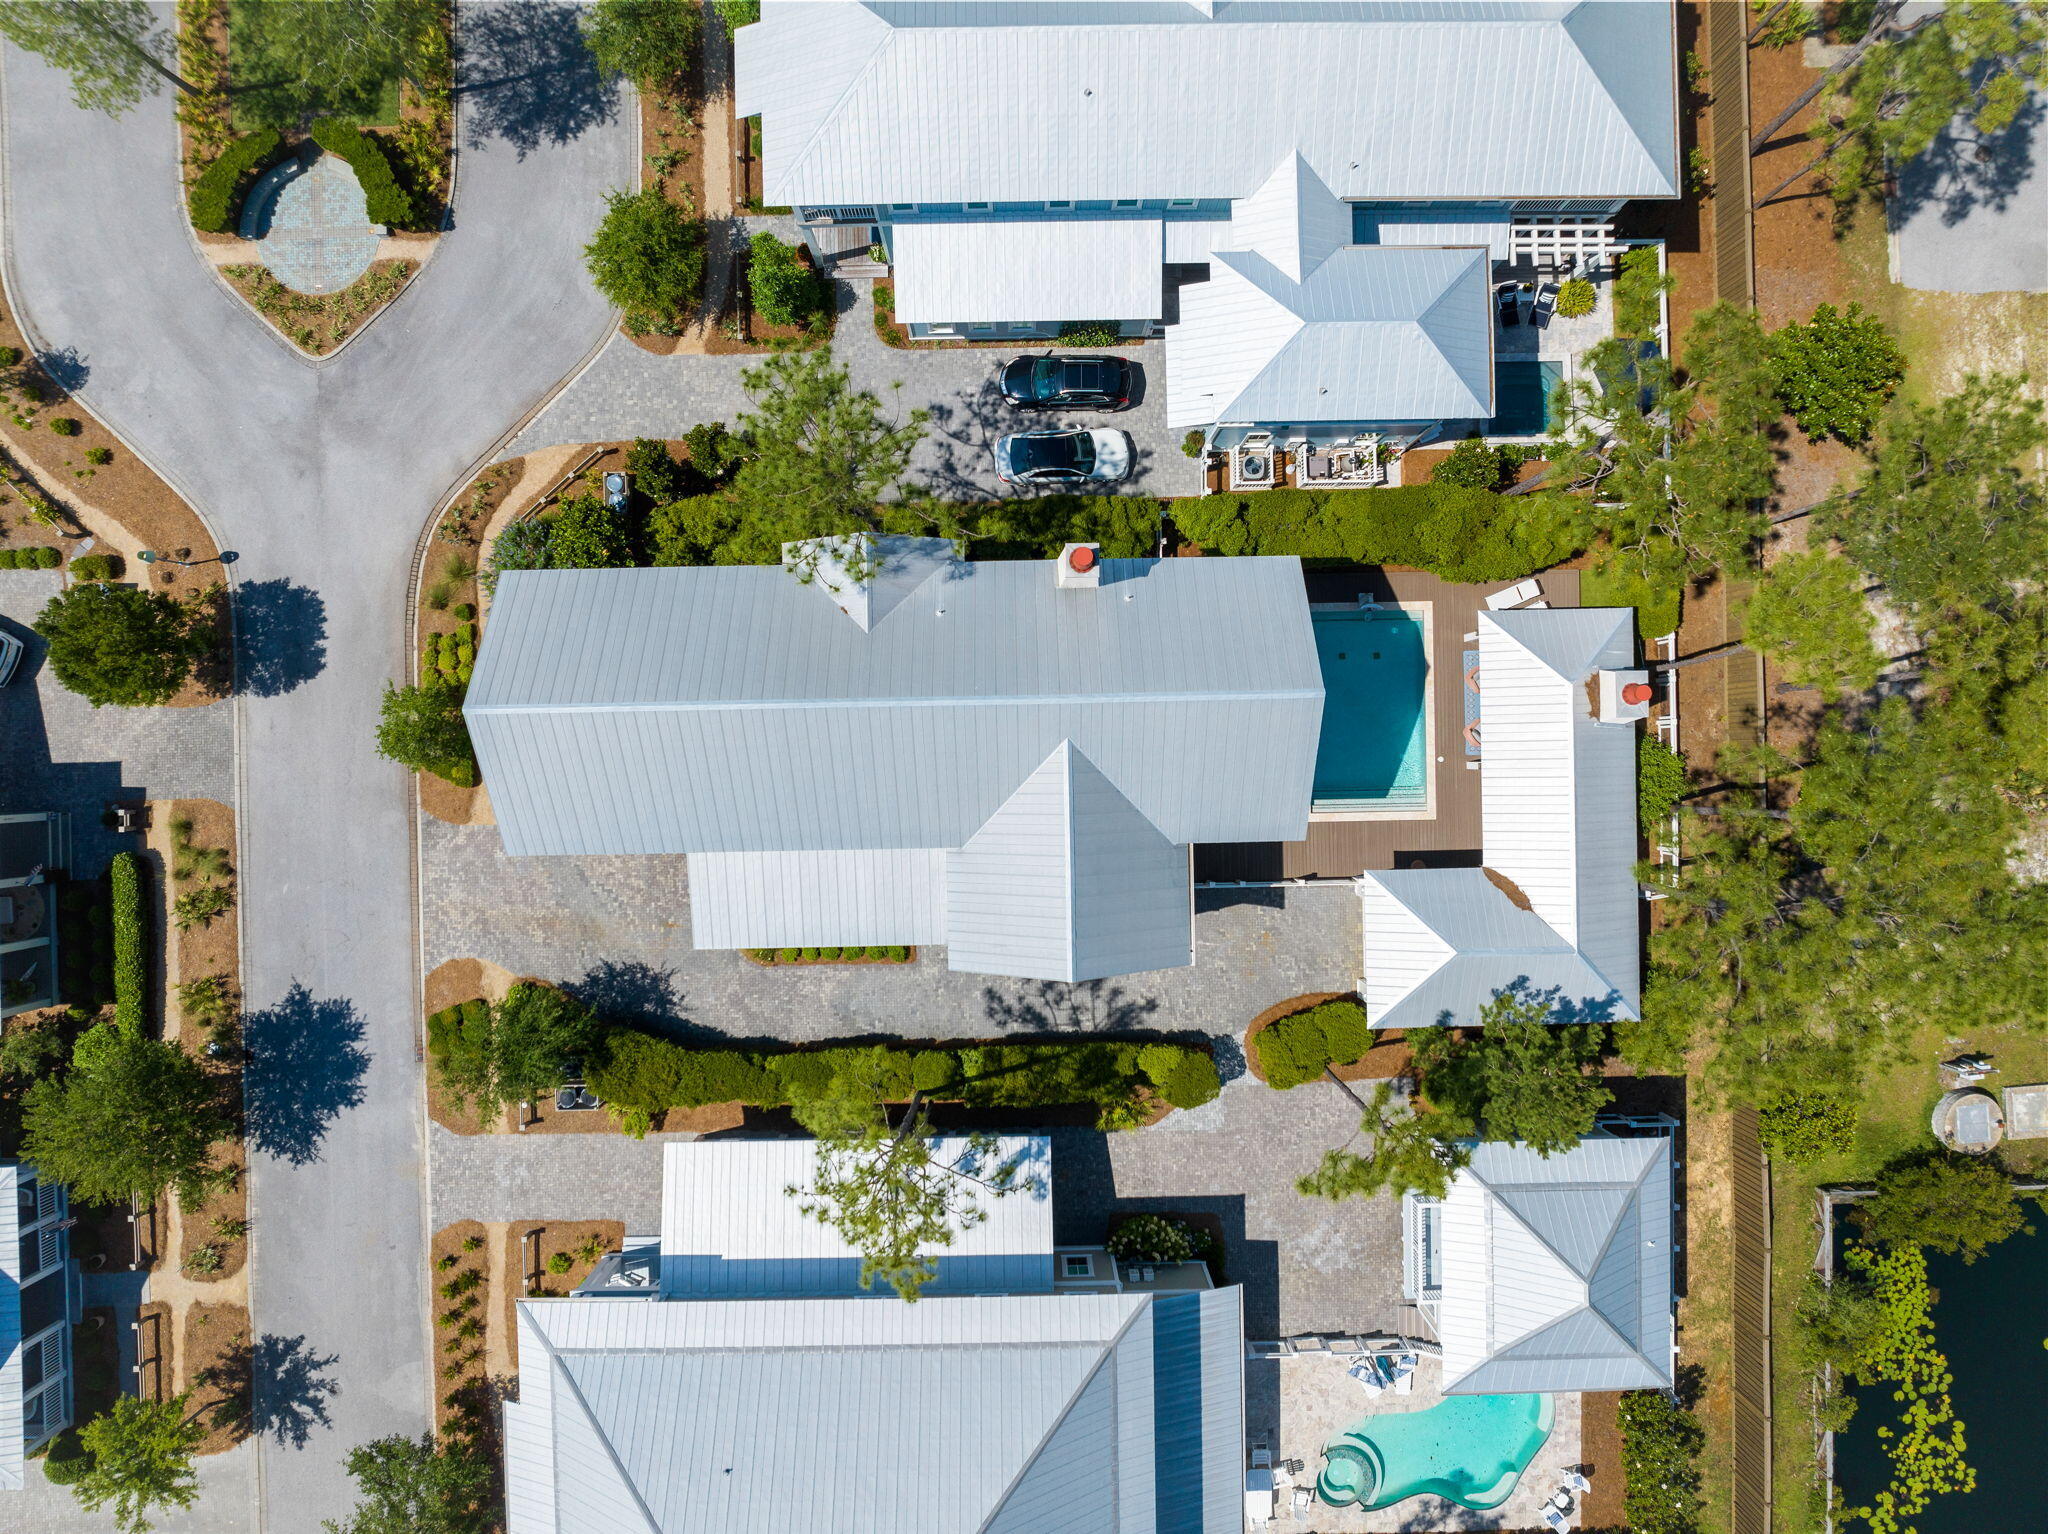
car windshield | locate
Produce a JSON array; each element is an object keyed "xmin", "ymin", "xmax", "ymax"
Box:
[
  {"xmin": 1029, "ymin": 358, "xmax": 1064, "ymax": 400},
  {"xmin": 1014, "ymin": 434, "xmax": 1092, "ymax": 473}
]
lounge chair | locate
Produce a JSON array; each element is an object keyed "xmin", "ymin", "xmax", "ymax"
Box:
[
  {"xmin": 1563, "ymin": 1471, "xmax": 1592, "ymax": 1495},
  {"xmin": 1484, "ymin": 578, "xmax": 1541, "ymax": 610},
  {"xmin": 1542, "ymin": 1508, "xmax": 1573, "ymax": 1533},
  {"xmin": 1345, "ymin": 1356, "xmax": 1388, "ymax": 1397}
]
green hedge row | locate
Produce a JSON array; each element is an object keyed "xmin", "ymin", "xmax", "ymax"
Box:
[
  {"xmin": 310, "ymin": 120, "xmax": 415, "ymax": 229},
  {"xmin": 1256, "ymin": 999, "xmax": 1372, "ymax": 1090},
  {"xmin": 68, "ymin": 553, "xmax": 121, "ymax": 582},
  {"xmin": 1170, "ymin": 484, "xmax": 1578, "ymax": 582},
  {"xmin": 743, "ymin": 946, "xmax": 909, "ymax": 963},
  {"xmin": 189, "ymin": 129, "xmax": 284, "ymax": 234},
  {"xmin": 109, "ymin": 852, "xmax": 146, "ymax": 1033},
  {"xmin": 0, "ymin": 546, "xmax": 61, "ymax": 569},
  {"xmin": 586, "ymin": 1034, "xmax": 1221, "ymax": 1134},
  {"xmin": 426, "ymin": 998, "xmax": 490, "ymax": 1075}
]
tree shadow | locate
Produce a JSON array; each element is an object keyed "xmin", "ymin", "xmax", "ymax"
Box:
[
  {"xmin": 233, "ymin": 577, "xmax": 328, "ymax": 697},
  {"xmin": 980, "ymin": 979, "xmax": 1163, "ymax": 1033},
  {"xmin": 458, "ymin": 0, "xmax": 620, "ymax": 158},
  {"xmin": 241, "ymin": 985, "xmax": 370, "ymax": 1167},
  {"xmin": 204, "ymin": 1332, "xmax": 341, "ymax": 1449},
  {"xmin": 35, "ymin": 346, "xmax": 89, "ymax": 394},
  {"xmin": 569, "ymin": 958, "xmax": 682, "ymax": 1030},
  {"xmin": 1892, "ymin": 90, "xmax": 2045, "ymax": 227}
]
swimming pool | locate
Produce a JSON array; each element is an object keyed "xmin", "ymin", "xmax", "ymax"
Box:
[
  {"xmin": 1489, "ymin": 359, "xmax": 1565, "ymax": 436},
  {"xmin": 1311, "ymin": 608, "xmax": 1429, "ymax": 814},
  {"xmin": 1317, "ymin": 1393, "xmax": 1554, "ymax": 1511}
]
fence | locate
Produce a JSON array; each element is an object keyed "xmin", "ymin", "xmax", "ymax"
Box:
[
  {"xmin": 1704, "ymin": 0, "xmax": 1757, "ymax": 307},
  {"xmin": 1730, "ymin": 1105, "xmax": 1773, "ymax": 1534}
]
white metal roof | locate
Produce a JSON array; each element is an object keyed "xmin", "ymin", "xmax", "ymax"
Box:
[
  {"xmin": 1437, "ymin": 1136, "xmax": 1675, "ymax": 1394},
  {"xmin": 1356, "ymin": 608, "xmax": 1641, "ymax": 1028},
  {"xmin": 735, "ymin": 2, "xmax": 1679, "ymax": 206},
  {"xmin": 507, "ymin": 1285, "xmax": 1248, "ymax": 1534},
  {"xmin": 0, "ymin": 1164, "xmax": 22, "ymax": 1491},
  {"xmin": 946, "ymin": 741, "xmax": 1193, "ymax": 982},
  {"xmin": 892, "ymin": 219, "xmax": 1163, "ymax": 323},
  {"xmin": 1165, "ymin": 241, "xmax": 1493, "ymax": 429},
  {"xmin": 687, "ymin": 848, "xmax": 949, "ymax": 948},
  {"xmin": 658, "ymin": 1137, "xmax": 1055, "ymax": 1297},
  {"xmin": 467, "ymin": 551, "xmax": 1324, "ymax": 857}
]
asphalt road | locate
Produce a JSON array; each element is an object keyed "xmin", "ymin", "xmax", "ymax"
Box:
[{"xmin": 1, "ymin": 5, "xmax": 632, "ymax": 1528}]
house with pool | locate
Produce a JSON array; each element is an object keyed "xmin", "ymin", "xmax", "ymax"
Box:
[
  {"xmin": 734, "ymin": 0, "xmax": 1678, "ymax": 458},
  {"xmin": 501, "ymin": 1137, "xmax": 1246, "ymax": 1534}
]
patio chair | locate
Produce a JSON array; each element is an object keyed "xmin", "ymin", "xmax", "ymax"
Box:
[
  {"xmin": 1547, "ymin": 1489, "xmax": 1575, "ymax": 1514},
  {"xmin": 1542, "ymin": 1507, "xmax": 1573, "ymax": 1534},
  {"xmin": 1484, "ymin": 578, "xmax": 1541, "ymax": 610},
  {"xmin": 1563, "ymin": 1471, "xmax": 1592, "ymax": 1495},
  {"xmin": 1346, "ymin": 1357, "xmax": 1388, "ymax": 1398}
]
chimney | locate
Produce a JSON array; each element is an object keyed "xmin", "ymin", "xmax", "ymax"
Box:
[
  {"xmin": 1595, "ymin": 668, "xmax": 1653, "ymax": 724},
  {"xmin": 1056, "ymin": 542, "xmax": 1102, "ymax": 589}
]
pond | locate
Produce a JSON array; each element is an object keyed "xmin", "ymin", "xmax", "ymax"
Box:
[{"xmin": 1835, "ymin": 1224, "xmax": 2048, "ymax": 1530}]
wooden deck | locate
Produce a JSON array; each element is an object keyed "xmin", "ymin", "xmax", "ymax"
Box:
[{"xmin": 1194, "ymin": 565, "xmax": 1583, "ymax": 882}]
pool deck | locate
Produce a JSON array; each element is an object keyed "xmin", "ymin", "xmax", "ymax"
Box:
[
  {"xmin": 1261, "ymin": 1353, "xmax": 1583, "ymax": 1533},
  {"xmin": 1197, "ymin": 565, "xmax": 1583, "ymax": 881}
]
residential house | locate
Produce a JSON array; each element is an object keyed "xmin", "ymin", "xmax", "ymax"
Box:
[
  {"xmin": 503, "ymin": 1138, "xmax": 1246, "ymax": 1534},
  {"xmin": 465, "ymin": 536, "xmax": 1324, "ymax": 982},
  {"xmin": 1404, "ymin": 1133, "xmax": 1676, "ymax": 1394},
  {"xmin": 735, "ymin": 1, "xmax": 1678, "ymax": 444},
  {"xmin": 0, "ymin": 1162, "xmax": 79, "ymax": 1488}
]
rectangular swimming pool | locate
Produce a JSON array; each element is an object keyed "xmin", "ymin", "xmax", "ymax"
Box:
[
  {"xmin": 1311, "ymin": 608, "xmax": 1430, "ymax": 814},
  {"xmin": 1488, "ymin": 359, "xmax": 1564, "ymax": 437}
]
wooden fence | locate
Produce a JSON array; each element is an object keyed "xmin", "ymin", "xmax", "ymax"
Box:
[
  {"xmin": 1704, "ymin": 0, "xmax": 1757, "ymax": 307},
  {"xmin": 1730, "ymin": 1104, "xmax": 1774, "ymax": 1534}
]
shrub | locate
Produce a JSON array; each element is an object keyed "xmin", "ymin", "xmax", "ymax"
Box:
[
  {"xmin": 585, "ymin": 187, "xmax": 707, "ymax": 323},
  {"xmin": 1106, "ymin": 1213, "xmax": 1213, "ymax": 1264},
  {"xmin": 309, "ymin": 120, "xmax": 415, "ymax": 229},
  {"xmin": 684, "ymin": 420, "xmax": 742, "ymax": 481},
  {"xmin": 0, "ymin": 345, "xmax": 20, "ymax": 367},
  {"xmin": 482, "ymin": 515, "xmax": 552, "ymax": 593},
  {"xmin": 68, "ymin": 553, "xmax": 122, "ymax": 582},
  {"xmin": 1181, "ymin": 430, "xmax": 1206, "ymax": 459},
  {"xmin": 547, "ymin": 495, "xmax": 633, "ymax": 569},
  {"xmin": 109, "ymin": 852, "xmax": 147, "ymax": 1033},
  {"xmin": 30, "ymin": 545, "xmax": 61, "ymax": 570},
  {"xmin": 1169, "ymin": 484, "xmax": 1578, "ymax": 582},
  {"xmin": 85, "ymin": 446, "xmax": 112, "ymax": 465},
  {"xmin": 1756, "ymin": 1090, "xmax": 1857, "ymax": 1163},
  {"xmin": 451, "ymin": 602, "xmax": 476, "ymax": 622},
  {"xmin": 1057, "ymin": 321, "xmax": 1121, "ymax": 346},
  {"xmin": 955, "ymin": 493, "xmax": 1162, "ymax": 561},
  {"xmin": 188, "ymin": 129, "xmax": 284, "ymax": 233},
  {"xmin": 462, "ymin": 1234, "xmax": 484, "ymax": 1253},
  {"xmin": 1430, "ymin": 436, "xmax": 1514, "ymax": 492},
  {"xmin": 184, "ymin": 1242, "xmax": 223, "ymax": 1276},
  {"xmin": 1147, "ymin": 1049, "xmax": 1221, "ymax": 1109},
  {"xmin": 1769, "ymin": 301, "xmax": 1906, "ymax": 444},
  {"xmin": 885, "ymin": 945, "xmax": 908, "ymax": 961},
  {"xmin": 49, "ymin": 416, "xmax": 79, "ymax": 436},
  {"xmin": 774, "ymin": 948, "xmax": 799, "ymax": 963},
  {"xmin": 40, "ymin": 1429, "xmax": 92, "ymax": 1486},
  {"xmin": 173, "ymin": 883, "xmax": 234, "ymax": 931},
  {"xmin": 1638, "ymin": 737, "xmax": 1689, "ymax": 831},
  {"xmin": 1554, "ymin": 278, "xmax": 1596, "ymax": 319},
  {"xmin": 1619, "ymin": 1389, "xmax": 1704, "ymax": 1534},
  {"xmin": 545, "ymin": 1251, "xmax": 572, "ymax": 1276},
  {"xmin": 910, "ymin": 1051, "xmax": 956, "ymax": 1095},
  {"xmin": 1256, "ymin": 999, "xmax": 1372, "ymax": 1090},
  {"xmin": 748, "ymin": 232, "xmax": 829, "ymax": 328}
]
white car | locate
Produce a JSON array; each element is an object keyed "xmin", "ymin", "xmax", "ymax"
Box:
[{"xmin": 994, "ymin": 428, "xmax": 1133, "ymax": 486}]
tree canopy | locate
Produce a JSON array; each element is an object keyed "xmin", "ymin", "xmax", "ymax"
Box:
[
  {"xmin": 582, "ymin": 0, "xmax": 703, "ymax": 98},
  {"xmin": 0, "ymin": 1, "xmax": 188, "ymax": 115},
  {"xmin": 22, "ymin": 1021, "xmax": 232, "ymax": 1207},
  {"xmin": 435, "ymin": 982, "xmax": 603, "ymax": 1124},
  {"xmin": 374, "ymin": 680, "xmax": 475, "ymax": 782},
  {"xmin": 69, "ymin": 1393, "xmax": 205, "ymax": 1534},
  {"xmin": 33, "ymin": 582, "xmax": 213, "ymax": 707},
  {"xmin": 1858, "ymin": 1153, "xmax": 2033, "ymax": 1262},
  {"xmin": 229, "ymin": 0, "xmax": 443, "ymax": 128},
  {"xmin": 1295, "ymin": 1082, "xmax": 1471, "ymax": 1202},
  {"xmin": 1742, "ymin": 549, "xmax": 1883, "ymax": 701},
  {"xmin": 1411, "ymin": 989, "xmax": 1615, "ymax": 1155},
  {"xmin": 1768, "ymin": 303, "xmax": 1906, "ymax": 444},
  {"xmin": 324, "ymin": 1433, "xmax": 495, "ymax": 1534},
  {"xmin": 583, "ymin": 188, "xmax": 706, "ymax": 330}
]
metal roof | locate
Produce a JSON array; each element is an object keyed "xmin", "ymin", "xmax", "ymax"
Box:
[
  {"xmin": 686, "ymin": 848, "xmax": 949, "ymax": 948},
  {"xmin": 1165, "ymin": 242, "xmax": 1493, "ymax": 429},
  {"xmin": 946, "ymin": 741, "xmax": 1194, "ymax": 982},
  {"xmin": 1437, "ymin": 1136, "xmax": 1674, "ymax": 1394},
  {"xmin": 658, "ymin": 1137, "xmax": 1055, "ymax": 1297},
  {"xmin": 1356, "ymin": 608, "xmax": 1642, "ymax": 1028},
  {"xmin": 507, "ymin": 1286, "xmax": 1247, "ymax": 1534},
  {"xmin": 466, "ymin": 551, "xmax": 1323, "ymax": 856},
  {"xmin": 735, "ymin": 2, "xmax": 1679, "ymax": 206},
  {"xmin": 892, "ymin": 219, "xmax": 1163, "ymax": 324},
  {"xmin": 0, "ymin": 1164, "xmax": 22, "ymax": 1491}
]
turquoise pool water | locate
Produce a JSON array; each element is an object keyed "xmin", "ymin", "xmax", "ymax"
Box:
[
  {"xmin": 1489, "ymin": 359, "xmax": 1565, "ymax": 436},
  {"xmin": 1318, "ymin": 1393, "xmax": 1554, "ymax": 1511},
  {"xmin": 1311, "ymin": 610, "xmax": 1428, "ymax": 812}
]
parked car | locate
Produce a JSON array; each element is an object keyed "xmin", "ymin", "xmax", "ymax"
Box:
[
  {"xmin": 1495, "ymin": 283, "xmax": 1522, "ymax": 328},
  {"xmin": 603, "ymin": 470, "xmax": 630, "ymax": 511},
  {"xmin": 0, "ymin": 630, "xmax": 20, "ymax": 688},
  {"xmin": 998, "ymin": 354, "xmax": 1134, "ymax": 410},
  {"xmin": 994, "ymin": 428, "xmax": 1132, "ymax": 486}
]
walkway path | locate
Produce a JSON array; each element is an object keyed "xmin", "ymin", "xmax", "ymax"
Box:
[{"xmin": 1, "ymin": 4, "xmax": 633, "ymax": 1529}]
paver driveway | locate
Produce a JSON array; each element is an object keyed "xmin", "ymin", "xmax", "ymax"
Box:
[{"xmin": 1, "ymin": 4, "xmax": 633, "ymax": 1528}]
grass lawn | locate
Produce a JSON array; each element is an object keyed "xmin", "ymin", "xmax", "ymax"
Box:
[
  {"xmin": 227, "ymin": 0, "xmax": 402, "ymax": 131},
  {"xmin": 1767, "ymin": 1018, "xmax": 2048, "ymax": 1531},
  {"xmin": 1580, "ymin": 556, "xmax": 1683, "ymax": 640}
]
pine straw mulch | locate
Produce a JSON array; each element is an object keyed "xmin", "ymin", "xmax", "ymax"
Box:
[
  {"xmin": 182, "ymin": 1301, "xmax": 254, "ymax": 1455},
  {"xmin": 498, "ymin": 1219, "xmax": 626, "ymax": 1349},
  {"xmin": 1575, "ymin": 1391, "xmax": 1627, "ymax": 1528},
  {"xmin": 220, "ymin": 260, "xmax": 419, "ymax": 356},
  {"xmin": 430, "ymin": 1220, "xmax": 500, "ymax": 1440}
]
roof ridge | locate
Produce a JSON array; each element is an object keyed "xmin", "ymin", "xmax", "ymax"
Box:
[
  {"xmin": 547, "ymin": 1354, "xmax": 664, "ymax": 1534},
  {"xmin": 771, "ymin": 8, "xmax": 898, "ymax": 203}
]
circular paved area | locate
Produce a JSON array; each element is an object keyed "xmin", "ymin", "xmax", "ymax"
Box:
[{"xmin": 248, "ymin": 151, "xmax": 382, "ymax": 295}]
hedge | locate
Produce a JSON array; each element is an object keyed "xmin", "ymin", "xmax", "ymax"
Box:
[
  {"xmin": 586, "ymin": 1034, "xmax": 1222, "ymax": 1136},
  {"xmin": 188, "ymin": 129, "xmax": 284, "ymax": 233},
  {"xmin": 426, "ymin": 998, "xmax": 491, "ymax": 1072},
  {"xmin": 109, "ymin": 852, "xmax": 147, "ymax": 1033},
  {"xmin": 0, "ymin": 546, "xmax": 62, "ymax": 569},
  {"xmin": 744, "ymin": 946, "xmax": 910, "ymax": 963},
  {"xmin": 1619, "ymin": 1389, "xmax": 1704, "ymax": 1534},
  {"xmin": 310, "ymin": 120, "xmax": 415, "ymax": 229},
  {"xmin": 68, "ymin": 553, "xmax": 122, "ymax": 582},
  {"xmin": 1169, "ymin": 484, "xmax": 1579, "ymax": 582},
  {"xmin": 1256, "ymin": 999, "xmax": 1372, "ymax": 1090}
]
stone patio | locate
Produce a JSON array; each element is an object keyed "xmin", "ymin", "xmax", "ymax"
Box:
[{"xmin": 240, "ymin": 150, "xmax": 381, "ymax": 296}]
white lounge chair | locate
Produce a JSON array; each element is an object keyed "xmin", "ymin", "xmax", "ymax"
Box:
[
  {"xmin": 1542, "ymin": 1508, "xmax": 1573, "ymax": 1533},
  {"xmin": 1484, "ymin": 578, "xmax": 1541, "ymax": 610},
  {"xmin": 1563, "ymin": 1471, "xmax": 1592, "ymax": 1495},
  {"xmin": 1345, "ymin": 1356, "xmax": 1387, "ymax": 1397}
]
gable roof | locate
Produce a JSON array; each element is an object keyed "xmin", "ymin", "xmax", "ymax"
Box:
[
  {"xmin": 1166, "ymin": 241, "xmax": 1492, "ymax": 428},
  {"xmin": 1437, "ymin": 1136, "xmax": 1674, "ymax": 1394},
  {"xmin": 735, "ymin": 2, "xmax": 1679, "ymax": 206},
  {"xmin": 1358, "ymin": 607, "xmax": 1641, "ymax": 1028},
  {"xmin": 507, "ymin": 1287, "xmax": 1248, "ymax": 1534},
  {"xmin": 466, "ymin": 549, "xmax": 1323, "ymax": 856}
]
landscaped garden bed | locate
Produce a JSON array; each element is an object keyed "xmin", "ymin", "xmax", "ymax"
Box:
[
  {"xmin": 429, "ymin": 1220, "xmax": 497, "ymax": 1441},
  {"xmin": 870, "ymin": 282, "xmax": 1138, "ymax": 351},
  {"xmin": 181, "ymin": 1301, "xmax": 254, "ymax": 1455},
  {"xmin": 741, "ymin": 945, "xmax": 915, "ymax": 965},
  {"xmin": 221, "ymin": 260, "xmax": 417, "ymax": 356},
  {"xmin": 1244, "ymin": 992, "xmax": 1418, "ymax": 1088}
]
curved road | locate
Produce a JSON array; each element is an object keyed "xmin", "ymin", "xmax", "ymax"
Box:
[{"xmin": 2, "ymin": 6, "xmax": 632, "ymax": 1528}]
